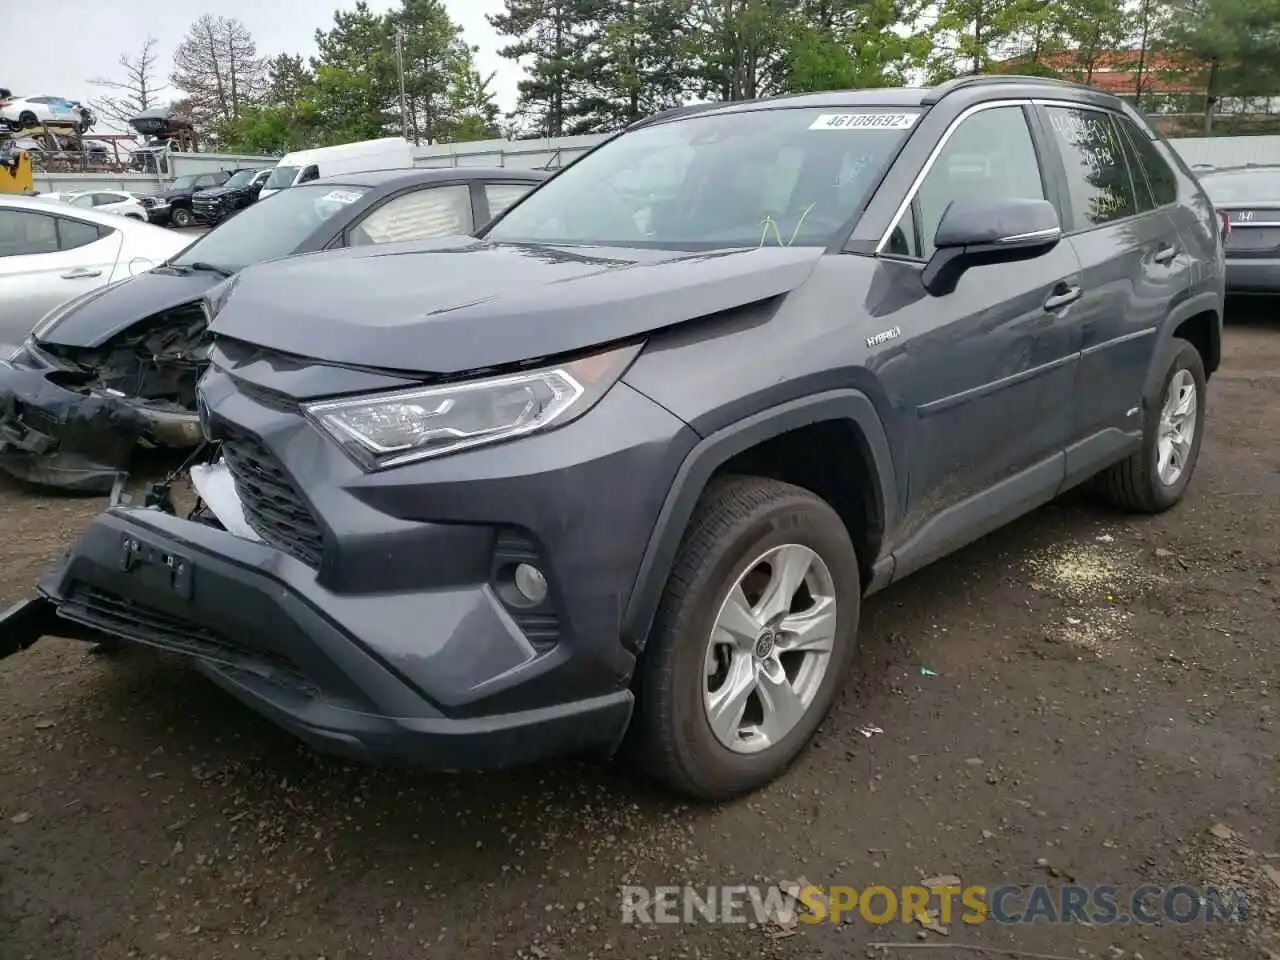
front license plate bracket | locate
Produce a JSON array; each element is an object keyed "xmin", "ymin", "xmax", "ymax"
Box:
[{"xmin": 119, "ymin": 533, "xmax": 193, "ymax": 599}]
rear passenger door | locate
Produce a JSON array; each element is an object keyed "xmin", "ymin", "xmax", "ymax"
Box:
[{"xmin": 1037, "ymin": 105, "xmax": 1188, "ymax": 474}]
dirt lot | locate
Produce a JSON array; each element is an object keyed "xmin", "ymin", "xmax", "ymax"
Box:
[{"xmin": 1, "ymin": 311, "xmax": 1277, "ymax": 960}]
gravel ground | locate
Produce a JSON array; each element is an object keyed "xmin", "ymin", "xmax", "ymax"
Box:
[{"xmin": 1, "ymin": 309, "xmax": 1276, "ymax": 960}]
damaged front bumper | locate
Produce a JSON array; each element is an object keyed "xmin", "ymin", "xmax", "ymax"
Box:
[{"xmin": 0, "ymin": 348, "xmax": 203, "ymax": 493}]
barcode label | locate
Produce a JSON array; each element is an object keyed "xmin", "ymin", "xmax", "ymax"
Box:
[{"xmin": 809, "ymin": 113, "xmax": 919, "ymax": 131}]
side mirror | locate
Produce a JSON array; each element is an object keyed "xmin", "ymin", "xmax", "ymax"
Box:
[{"xmin": 920, "ymin": 197, "xmax": 1062, "ymax": 297}]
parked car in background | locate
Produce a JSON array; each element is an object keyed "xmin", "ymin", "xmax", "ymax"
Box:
[
  {"xmin": 1, "ymin": 96, "xmax": 95, "ymax": 132},
  {"xmin": 0, "ymin": 194, "xmax": 189, "ymax": 343},
  {"xmin": 63, "ymin": 190, "xmax": 149, "ymax": 221},
  {"xmin": 1197, "ymin": 163, "xmax": 1280, "ymax": 294},
  {"xmin": 0, "ymin": 77, "xmax": 1223, "ymax": 799},
  {"xmin": 258, "ymin": 137, "xmax": 415, "ymax": 199},
  {"xmin": 0, "ymin": 167, "xmax": 545, "ymax": 491},
  {"xmin": 138, "ymin": 170, "xmax": 238, "ymax": 227},
  {"xmin": 191, "ymin": 168, "xmax": 271, "ymax": 225}
]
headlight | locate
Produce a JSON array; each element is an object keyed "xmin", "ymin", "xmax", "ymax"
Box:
[{"xmin": 303, "ymin": 343, "xmax": 641, "ymax": 469}]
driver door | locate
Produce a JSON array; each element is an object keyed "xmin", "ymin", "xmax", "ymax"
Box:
[{"xmin": 873, "ymin": 104, "xmax": 1084, "ymax": 574}]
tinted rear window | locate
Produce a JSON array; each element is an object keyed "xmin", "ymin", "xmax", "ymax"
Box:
[{"xmin": 1199, "ymin": 169, "xmax": 1280, "ymax": 204}]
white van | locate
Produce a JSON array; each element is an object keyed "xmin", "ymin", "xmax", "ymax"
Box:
[{"xmin": 257, "ymin": 137, "xmax": 415, "ymax": 199}]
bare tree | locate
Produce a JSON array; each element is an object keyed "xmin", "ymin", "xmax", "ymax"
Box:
[
  {"xmin": 170, "ymin": 14, "xmax": 267, "ymax": 140},
  {"xmin": 87, "ymin": 36, "xmax": 168, "ymax": 130}
]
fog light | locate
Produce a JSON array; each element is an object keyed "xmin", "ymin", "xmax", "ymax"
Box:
[{"xmin": 513, "ymin": 563, "xmax": 548, "ymax": 605}]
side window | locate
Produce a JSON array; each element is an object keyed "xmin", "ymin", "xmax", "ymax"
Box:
[
  {"xmin": 347, "ymin": 185, "xmax": 474, "ymax": 246},
  {"xmin": 1116, "ymin": 117, "xmax": 1178, "ymax": 207},
  {"xmin": 1115, "ymin": 128, "xmax": 1155, "ymax": 212},
  {"xmin": 93, "ymin": 193, "xmax": 119, "ymax": 206},
  {"xmin": 298, "ymin": 165, "xmax": 319, "ymax": 184},
  {"xmin": 1044, "ymin": 107, "xmax": 1137, "ymax": 229},
  {"xmin": 69, "ymin": 194, "xmax": 96, "ymax": 209},
  {"xmin": 57, "ymin": 217, "xmax": 105, "ymax": 251},
  {"xmin": 906, "ymin": 106, "xmax": 1046, "ymax": 260},
  {"xmin": 0, "ymin": 210, "xmax": 59, "ymax": 256},
  {"xmin": 485, "ymin": 182, "xmax": 535, "ymax": 219}
]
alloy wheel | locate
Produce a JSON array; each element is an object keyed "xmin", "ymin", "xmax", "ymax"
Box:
[
  {"xmin": 702, "ymin": 543, "xmax": 837, "ymax": 754},
  {"xmin": 1156, "ymin": 368, "xmax": 1197, "ymax": 486}
]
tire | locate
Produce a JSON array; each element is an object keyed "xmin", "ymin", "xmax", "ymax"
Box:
[
  {"xmin": 170, "ymin": 206, "xmax": 194, "ymax": 228},
  {"xmin": 630, "ymin": 476, "xmax": 861, "ymax": 801},
  {"xmin": 18, "ymin": 111, "xmax": 36, "ymax": 129},
  {"xmin": 1097, "ymin": 338, "xmax": 1206, "ymax": 513}
]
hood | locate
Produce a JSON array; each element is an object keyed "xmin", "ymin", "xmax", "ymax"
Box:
[
  {"xmin": 210, "ymin": 238, "xmax": 824, "ymax": 374},
  {"xmin": 34, "ymin": 269, "xmax": 221, "ymax": 349},
  {"xmin": 195, "ymin": 185, "xmax": 242, "ymax": 200},
  {"xmin": 158, "ymin": 187, "xmax": 194, "ymax": 200}
]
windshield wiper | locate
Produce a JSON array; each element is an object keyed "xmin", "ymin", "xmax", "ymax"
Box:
[{"xmin": 186, "ymin": 262, "xmax": 234, "ymax": 277}]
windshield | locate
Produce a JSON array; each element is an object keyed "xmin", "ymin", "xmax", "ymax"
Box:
[
  {"xmin": 171, "ymin": 183, "xmax": 370, "ymax": 272},
  {"xmin": 68, "ymin": 194, "xmax": 95, "ymax": 208},
  {"xmin": 224, "ymin": 170, "xmax": 256, "ymax": 187},
  {"xmin": 264, "ymin": 165, "xmax": 299, "ymax": 190},
  {"xmin": 1200, "ymin": 169, "xmax": 1280, "ymax": 204},
  {"xmin": 486, "ymin": 108, "xmax": 918, "ymax": 248},
  {"xmin": 171, "ymin": 175, "xmax": 201, "ymax": 190}
]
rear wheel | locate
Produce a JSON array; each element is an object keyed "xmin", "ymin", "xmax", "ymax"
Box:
[
  {"xmin": 1097, "ymin": 338, "xmax": 1206, "ymax": 513},
  {"xmin": 170, "ymin": 206, "xmax": 194, "ymax": 228},
  {"xmin": 631, "ymin": 476, "xmax": 861, "ymax": 800}
]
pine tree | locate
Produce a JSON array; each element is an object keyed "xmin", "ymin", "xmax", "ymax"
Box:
[{"xmin": 488, "ymin": 0, "xmax": 600, "ymax": 136}]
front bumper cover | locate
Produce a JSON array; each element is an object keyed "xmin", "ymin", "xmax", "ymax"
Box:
[
  {"xmin": 0, "ymin": 507, "xmax": 634, "ymax": 768},
  {"xmin": 0, "ymin": 358, "xmax": 201, "ymax": 493}
]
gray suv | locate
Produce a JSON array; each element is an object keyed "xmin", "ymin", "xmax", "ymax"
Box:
[{"xmin": 1, "ymin": 76, "xmax": 1225, "ymax": 801}]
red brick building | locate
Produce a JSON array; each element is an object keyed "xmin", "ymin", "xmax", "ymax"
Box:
[{"xmin": 997, "ymin": 50, "xmax": 1204, "ymax": 98}]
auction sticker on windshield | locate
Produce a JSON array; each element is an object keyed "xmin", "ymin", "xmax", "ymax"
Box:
[
  {"xmin": 322, "ymin": 190, "xmax": 364, "ymax": 204},
  {"xmin": 809, "ymin": 113, "xmax": 918, "ymax": 131}
]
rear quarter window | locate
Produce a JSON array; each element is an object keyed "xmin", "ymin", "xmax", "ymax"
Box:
[{"xmin": 1116, "ymin": 117, "xmax": 1178, "ymax": 207}]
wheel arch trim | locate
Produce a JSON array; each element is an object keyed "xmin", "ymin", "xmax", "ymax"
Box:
[
  {"xmin": 621, "ymin": 389, "xmax": 898, "ymax": 653},
  {"xmin": 1145, "ymin": 290, "xmax": 1222, "ymax": 402}
]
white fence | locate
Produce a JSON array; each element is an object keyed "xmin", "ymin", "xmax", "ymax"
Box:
[{"xmin": 33, "ymin": 132, "xmax": 1280, "ymax": 197}]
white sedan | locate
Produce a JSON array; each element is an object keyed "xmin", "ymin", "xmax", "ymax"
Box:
[
  {"xmin": 0, "ymin": 195, "xmax": 192, "ymax": 344},
  {"xmin": 0, "ymin": 95, "xmax": 95, "ymax": 132},
  {"xmin": 62, "ymin": 190, "xmax": 150, "ymax": 221}
]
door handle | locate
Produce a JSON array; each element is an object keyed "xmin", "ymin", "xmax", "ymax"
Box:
[
  {"xmin": 1044, "ymin": 284, "xmax": 1082, "ymax": 311},
  {"xmin": 1153, "ymin": 244, "xmax": 1178, "ymax": 264},
  {"xmin": 60, "ymin": 267, "xmax": 102, "ymax": 279}
]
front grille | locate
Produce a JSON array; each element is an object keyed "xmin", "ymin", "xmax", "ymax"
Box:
[
  {"xmin": 61, "ymin": 586, "xmax": 311, "ymax": 689},
  {"xmin": 217, "ymin": 424, "xmax": 325, "ymax": 567}
]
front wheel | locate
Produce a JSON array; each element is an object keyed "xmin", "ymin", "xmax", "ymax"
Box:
[
  {"xmin": 1097, "ymin": 338, "xmax": 1206, "ymax": 513},
  {"xmin": 170, "ymin": 206, "xmax": 194, "ymax": 228},
  {"xmin": 631, "ymin": 476, "xmax": 861, "ymax": 800}
]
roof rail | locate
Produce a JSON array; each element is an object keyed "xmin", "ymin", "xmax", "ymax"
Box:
[
  {"xmin": 921, "ymin": 73, "xmax": 1096, "ymax": 105},
  {"xmin": 627, "ymin": 102, "xmax": 723, "ymax": 130}
]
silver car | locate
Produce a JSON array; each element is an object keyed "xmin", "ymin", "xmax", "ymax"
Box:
[
  {"xmin": 1198, "ymin": 164, "xmax": 1280, "ymax": 294},
  {"xmin": 0, "ymin": 194, "xmax": 191, "ymax": 343}
]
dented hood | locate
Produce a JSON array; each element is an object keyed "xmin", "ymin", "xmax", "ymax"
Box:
[
  {"xmin": 210, "ymin": 239, "xmax": 824, "ymax": 374},
  {"xmin": 34, "ymin": 269, "xmax": 219, "ymax": 350}
]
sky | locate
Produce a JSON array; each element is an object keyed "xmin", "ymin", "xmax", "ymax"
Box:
[{"xmin": 0, "ymin": 0, "xmax": 522, "ymax": 131}]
